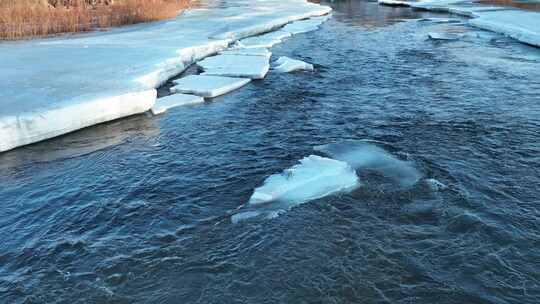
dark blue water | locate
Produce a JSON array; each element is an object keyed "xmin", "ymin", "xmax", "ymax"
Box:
[{"xmin": 1, "ymin": 1, "xmax": 540, "ymax": 303}]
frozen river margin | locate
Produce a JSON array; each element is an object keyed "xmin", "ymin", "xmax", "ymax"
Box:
[{"xmin": 0, "ymin": 0, "xmax": 331, "ymax": 153}]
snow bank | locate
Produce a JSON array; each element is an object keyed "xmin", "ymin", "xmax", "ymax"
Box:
[
  {"xmin": 0, "ymin": 0, "xmax": 331, "ymax": 152},
  {"xmin": 232, "ymin": 155, "xmax": 359, "ymax": 223},
  {"xmin": 273, "ymin": 56, "xmax": 314, "ymax": 73},
  {"xmin": 315, "ymin": 140, "xmax": 421, "ymax": 188},
  {"xmin": 170, "ymin": 75, "xmax": 251, "ymax": 98},
  {"xmin": 151, "ymin": 93, "xmax": 204, "ymax": 115},
  {"xmin": 469, "ymin": 10, "xmax": 540, "ymax": 47},
  {"xmin": 199, "ymin": 54, "xmax": 270, "ymax": 79}
]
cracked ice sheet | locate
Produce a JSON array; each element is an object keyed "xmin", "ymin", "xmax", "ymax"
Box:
[
  {"xmin": 151, "ymin": 93, "xmax": 204, "ymax": 115},
  {"xmin": 231, "ymin": 155, "xmax": 359, "ymax": 223},
  {"xmin": 170, "ymin": 75, "xmax": 251, "ymax": 98},
  {"xmin": 273, "ymin": 56, "xmax": 314, "ymax": 73},
  {"xmin": 198, "ymin": 54, "xmax": 270, "ymax": 79},
  {"xmin": 237, "ymin": 30, "xmax": 292, "ymax": 48},
  {"xmin": 0, "ymin": 0, "xmax": 331, "ymax": 152}
]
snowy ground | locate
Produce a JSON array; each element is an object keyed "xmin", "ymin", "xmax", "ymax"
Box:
[{"xmin": 0, "ymin": 0, "xmax": 331, "ymax": 152}]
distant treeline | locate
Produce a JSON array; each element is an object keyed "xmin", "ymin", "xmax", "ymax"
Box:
[{"xmin": 0, "ymin": 0, "xmax": 194, "ymax": 40}]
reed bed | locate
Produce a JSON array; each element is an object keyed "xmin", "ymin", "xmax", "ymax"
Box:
[{"xmin": 0, "ymin": 0, "xmax": 192, "ymax": 40}]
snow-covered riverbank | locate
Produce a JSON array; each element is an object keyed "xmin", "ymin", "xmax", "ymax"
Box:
[
  {"xmin": 0, "ymin": 0, "xmax": 330, "ymax": 152},
  {"xmin": 378, "ymin": 0, "xmax": 540, "ymax": 47}
]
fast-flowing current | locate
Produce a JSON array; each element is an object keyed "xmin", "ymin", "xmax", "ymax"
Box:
[{"xmin": 1, "ymin": 1, "xmax": 540, "ymax": 303}]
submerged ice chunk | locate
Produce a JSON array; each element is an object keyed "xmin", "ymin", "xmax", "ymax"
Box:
[
  {"xmin": 238, "ymin": 30, "xmax": 292, "ymax": 48},
  {"xmin": 198, "ymin": 54, "xmax": 270, "ymax": 79},
  {"xmin": 315, "ymin": 140, "xmax": 421, "ymax": 187},
  {"xmin": 232, "ymin": 155, "xmax": 359, "ymax": 223},
  {"xmin": 273, "ymin": 56, "xmax": 314, "ymax": 73},
  {"xmin": 151, "ymin": 93, "xmax": 204, "ymax": 115},
  {"xmin": 219, "ymin": 48, "xmax": 272, "ymax": 59},
  {"xmin": 428, "ymin": 32, "xmax": 463, "ymax": 41},
  {"xmin": 170, "ymin": 75, "xmax": 251, "ymax": 98}
]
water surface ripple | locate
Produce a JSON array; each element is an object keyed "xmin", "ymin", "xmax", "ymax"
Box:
[{"xmin": 1, "ymin": 1, "xmax": 540, "ymax": 303}]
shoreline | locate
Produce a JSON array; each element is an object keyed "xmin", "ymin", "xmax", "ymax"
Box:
[{"xmin": 0, "ymin": 0, "xmax": 332, "ymax": 153}]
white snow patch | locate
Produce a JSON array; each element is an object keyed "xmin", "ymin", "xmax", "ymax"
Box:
[
  {"xmin": 198, "ymin": 54, "xmax": 270, "ymax": 79},
  {"xmin": 151, "ymin": 93, "xmax": 204, "ymax": 115},
  {"xmin": 170, "ymin": 75, "xmax": 251, "ymax": 98},
  {"xmin": 232, "ymin": 155, "xmax": 359, "ymax": 223},
  {"xmin": 273, "ymin": 56, "xmax": 314, "ymax": 73}
]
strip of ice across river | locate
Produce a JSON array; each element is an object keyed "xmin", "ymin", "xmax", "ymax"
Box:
[{"xmin": 0, "ymin": 0, "xmax": 331, "ymax": 152}]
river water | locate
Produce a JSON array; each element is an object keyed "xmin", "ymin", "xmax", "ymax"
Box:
[{"xmin": 1, "ymin": 1, "xmax": 540, "ymax": 303}]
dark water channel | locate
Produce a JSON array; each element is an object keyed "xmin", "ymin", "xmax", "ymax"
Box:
[{"xmin": 1, "ymin": 1, "xmax": 540, "ymax": 303}]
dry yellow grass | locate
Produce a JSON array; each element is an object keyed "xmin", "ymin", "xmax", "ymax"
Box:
[{"xmin": 0, "ymin": 0, "xmax": 193, "ymax": 40}]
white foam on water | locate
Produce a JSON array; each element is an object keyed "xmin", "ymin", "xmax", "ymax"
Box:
[
  {"xmin": 315, "ymin": 140, "xmax": 422, "ymax": 188},
  {"xmin": 232, "ymin": 155, "xmax": 359, "ymax": 223},
  {"xmin": 273, "ymin": 56, "xmax": 314, "ymax": 73}
]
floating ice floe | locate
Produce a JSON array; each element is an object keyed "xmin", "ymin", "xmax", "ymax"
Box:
[
  {"xmin": 469, "ymin": 10, "xmax": 540, "ymax": 47},
  {"xmin": 282, "ymin": 14, "xmax": 331, "ymax": 35},
  {"xmin": 428, "ymin": 32, "xmax": 463, "ymax": 41},
  {"xmin": 219, "ymin": 47, "xmax": 272, "ymax": 59},
  {"xmin": 315, "ymin": 140, "xmax": 421, "ymax": 188},
  {"xmin": 273, "ymin": 56, "xmax": 314, "ymax": 73},
  {"xmin": 237, "ymin": 30, "xmax": 292, "ymax": 48},
  {"xmin": 378, "ymin": 0, "xmax": 411, "ymax": 7},
  {"xmin": 231, "ymin": 155, "xmax": 359, "ymax": 223},
  {"xmin": 170, "ymin": 75, "xmax": 251, "ymax": 98},
  {"xmin": 151, "ymin": 93, "xmax": 204, "ymax": 115},
  {"xmin": 198, "ymin": 54, "xmax": 270, "ymax": 79}
]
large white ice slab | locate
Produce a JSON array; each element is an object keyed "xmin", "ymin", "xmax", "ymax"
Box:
[
  {"xmin": 170, "ymin": 75, "xmax": 251, "ymax": 98},
  {"xmin": 469, "ymin": 10, "xmax": 540, "ymax": 47},
  {"xmin": 151, "ymin": 93, "xmax": 204, "ymax": 115},
  {"xmin": 0, "ymin": 0, "xmax": 332, "ymax": 152},
  {"xmin": 273, "ymin": 56, "xmax": 314, "ymax": 73},
  {"xmin": 220, "ymin": 48, "xmax": 272, "ymax": 59},
  {"xmin": 198, "ymin": 54, "xmax": 270, "ymax": 79},
  {"xmin": 231, "ymin": 155, "xmax": 359, "ymax": 223},
  {"xmin": 0, "ymin": 90, "xmax": 156, "ymax": 152},
  {"xmin": 237, "ymin": 30, "xmax": 292, "ymax": 48}
]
